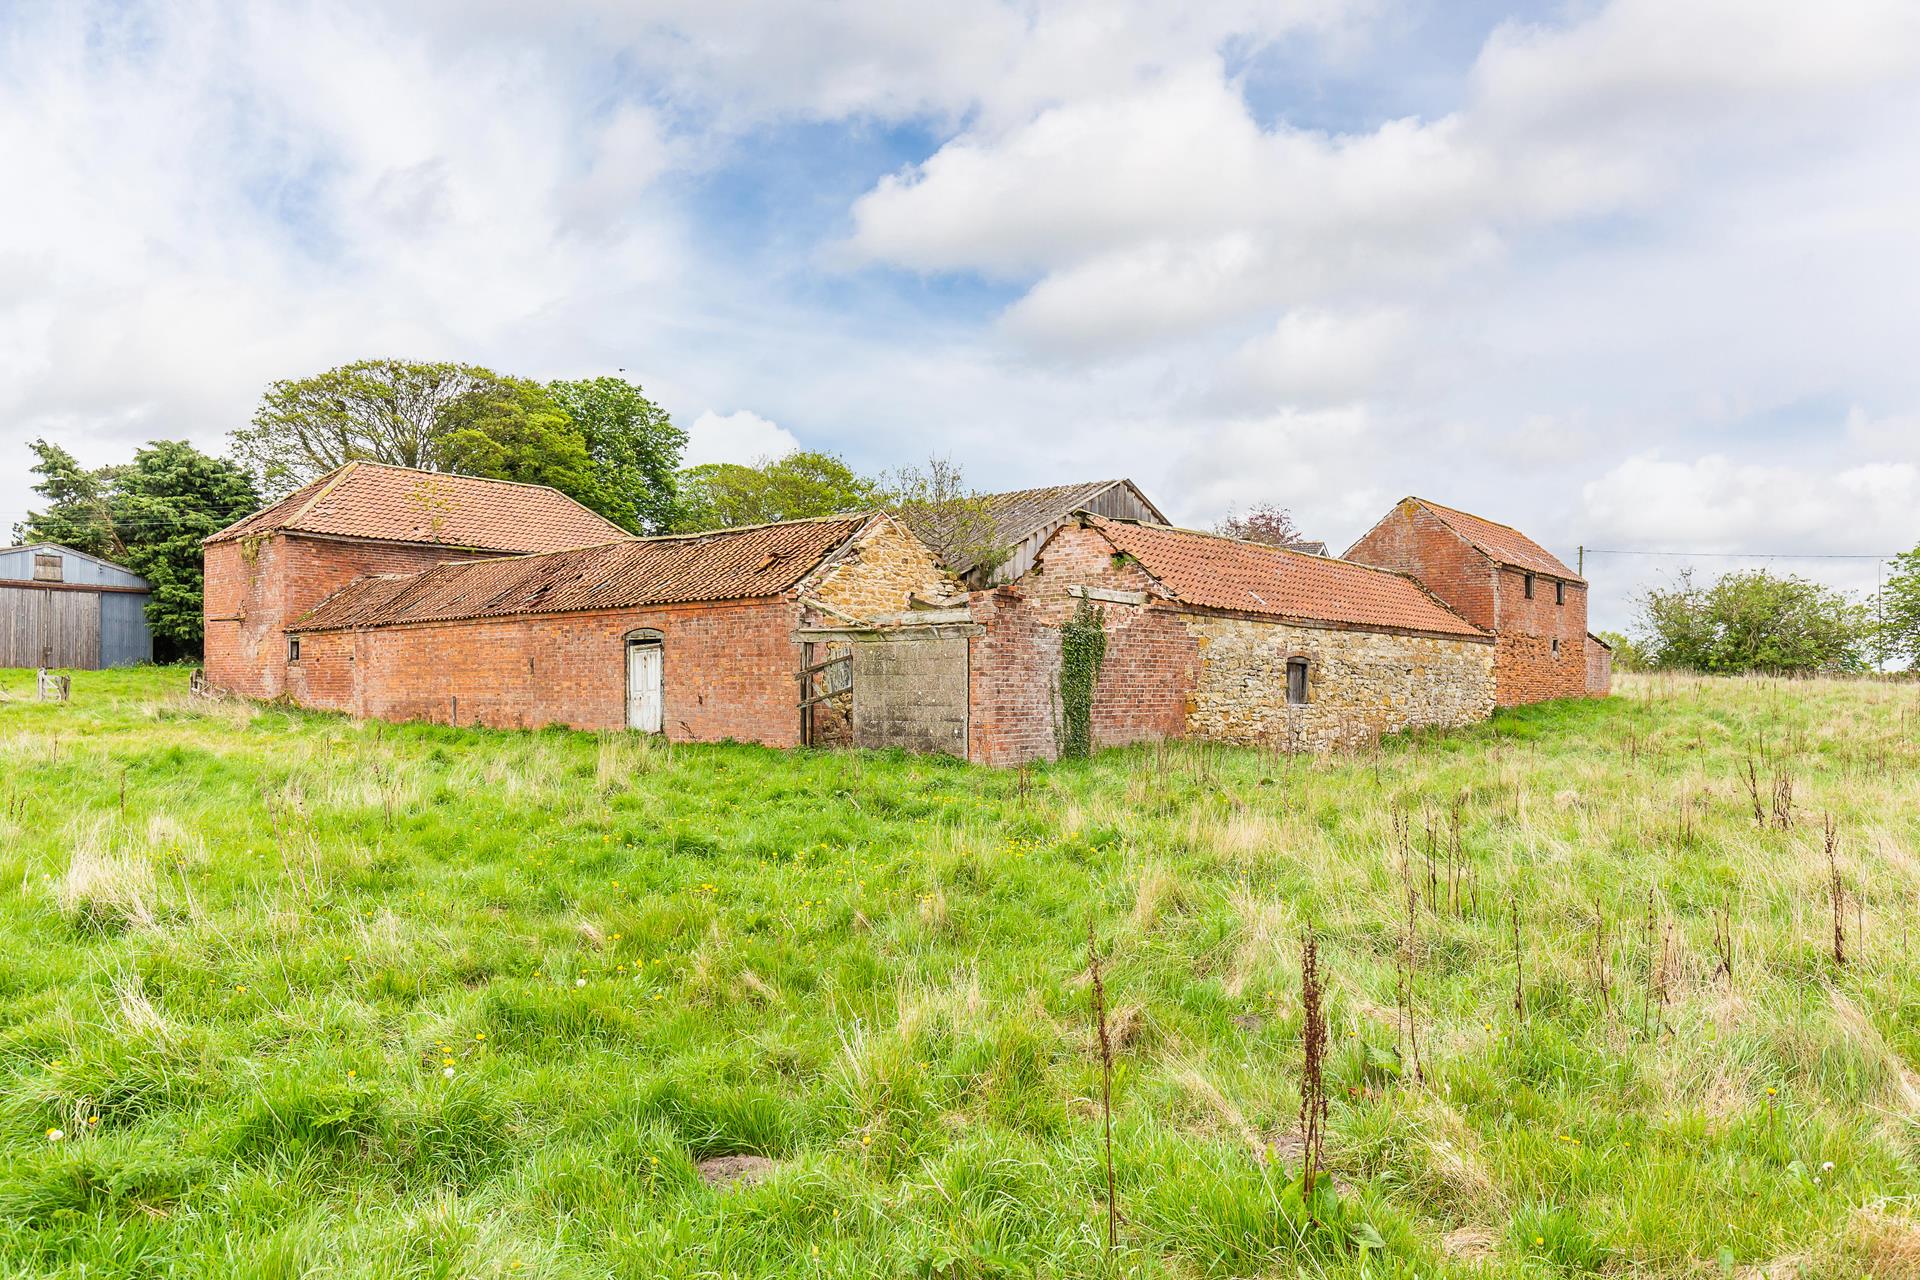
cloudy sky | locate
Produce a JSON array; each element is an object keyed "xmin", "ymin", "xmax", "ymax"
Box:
[{"xmin": 4, "ymin": 0, "xmax": 1918, "ymax": 629}]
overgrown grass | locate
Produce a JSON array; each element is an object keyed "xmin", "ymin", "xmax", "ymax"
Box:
[{"xmin": 1, "ymin": 668, "xmax": 1916, "ymax": 1277}]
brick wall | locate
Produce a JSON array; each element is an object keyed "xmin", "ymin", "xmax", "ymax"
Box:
[
  {"xmin": 1344, "ymin": 500, "xmax": 1497, "ymax": 630},
  {"xmin": 1489, "ymin": 568, "xmax": 1589, "ymax": 705},
  {"xmin": 204, "ymin": 534, "xmax": 505, "ymax": 698},
  {"xmin": 1585, "ymin": 634, "xmax": 1613, "ymax": 697},
  {"xmin": 967, "ymin": 521, "xmax": 1197, "ymax": 766},
  {"xmin": 288, "ymin": 597, "xmax": 805, "ymax": 744}
]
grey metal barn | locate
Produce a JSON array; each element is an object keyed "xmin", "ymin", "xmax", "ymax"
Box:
[{"xmin": 0, "ymin": 544, "xmax": 153, "ymax": 669}]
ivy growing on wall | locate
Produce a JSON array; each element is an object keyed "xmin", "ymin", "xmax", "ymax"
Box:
[{"xmin": 1058, "ymin": 597, "xmax": 1108, "ymax": 759}]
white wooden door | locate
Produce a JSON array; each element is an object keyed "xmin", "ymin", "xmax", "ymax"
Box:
[{"xmin": 626, "ymin": 641, "xmax": 663, "ymax": 732}]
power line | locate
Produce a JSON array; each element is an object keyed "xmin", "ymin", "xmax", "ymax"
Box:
[{"xmin": 1581, "ymin": 548, "xmax": 1898, "ymax": 560}]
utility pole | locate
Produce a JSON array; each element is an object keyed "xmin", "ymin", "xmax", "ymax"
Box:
[{"xmin": 1577, "ymin": 545, "xmax": 1584, "ymax": 577}]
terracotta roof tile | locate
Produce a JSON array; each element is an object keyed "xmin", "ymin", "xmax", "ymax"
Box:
[
  {"xmin": 1408, "ymin": 498, "xmax": 1580, "ymax": 581},
  {"xmin": 291, "ymin": 515, "xmax": 871, "ymax": 631},
  {"xmin": 206, "ymin": 462, "xmax": 625, "ymax": 552},
  {"xmin": 1084, "ymin": 516, "xmax": 1486, "ymax": 640}
]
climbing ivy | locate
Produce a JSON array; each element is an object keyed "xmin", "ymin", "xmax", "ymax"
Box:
[{"xmin": 1057, "ymin": 597, "xmax": 1108, "ymax": 759}]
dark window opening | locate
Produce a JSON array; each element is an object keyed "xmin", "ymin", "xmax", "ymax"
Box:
[
  {"xmin": 1286, "ymin": 657, "xmax": 1309, "ymax": 705},
  {"xmin": 33, "ymin": 552, "xmax": 62, "ymax": 582},
  {"xmin": 1551, "ymin": 638, "xmax": 1560, "ymax": 658},
  {"xmin": 1555, "ymin": 580, "xmax": 1566, "ymax": 605},
  {"xmin": 287, "ymin": 636, "xmax": 300, "ymax": 662},
  {"xmin": 1523, "ymin": 572, "xmax": 1535, "ymax": 599}
]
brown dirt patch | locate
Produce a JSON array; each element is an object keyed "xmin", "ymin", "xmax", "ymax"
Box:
[{"xmin": 695, "ymin": 1154, "xmax": 778, "ymax": 1189}]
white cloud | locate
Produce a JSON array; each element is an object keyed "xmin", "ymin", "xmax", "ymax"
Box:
[
  {"xmin": 847, "ymin": 0, "xmax": 1920, "ymax": 354},
  {"xmin": 683, "ymin": 410, "xmax": 802, "ymax": 467}
]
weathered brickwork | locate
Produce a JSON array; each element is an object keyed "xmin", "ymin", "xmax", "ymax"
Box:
[
  {"xmin": 1345, "ymin": 500, "xmax": 1497, "ymax": 630},
  {"xmin": 1182, "ymin": 617, "xmax": 1494, "ymax": 751},
  {"xmin": 265, "ymin": 516, "xmax": 946, "ymax": 745},
  {"xmin": 204, "ymin": 534, "xmax": 500, "ymax": 698},
  {"xmin": 963, "ymin": 521, "xmax": 1490, "ymax": 765},
  {"xmin": 1344, "ymin": 499, "xmax": 1591, "ymax": 706},
  {"xmin": 289, "ymin": 598, "xmax": 806, "ymax": 744},
  {"xmin": 1490, "ymin": 567, "xmax": 1589, "ymax": 705},
  {"xmin": 1585, "ymin": 634, "xmax": 1613, "ymax": 697},
  {"xmin": 804, "ymin": 516, "xmax": 954, "ymax": 620}
]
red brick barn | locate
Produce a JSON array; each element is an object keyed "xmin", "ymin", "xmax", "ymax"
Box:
[
  {"xmin": 280, "ymin": 512, "xmax": 951, "ymax": 744},
  {"xmin": 1342, "ymin": 498, "xmax": 1600, "ymax": 705},
  {"xmin": 203, "ymin": 463, "xmax": 624, "ymax": 699}
]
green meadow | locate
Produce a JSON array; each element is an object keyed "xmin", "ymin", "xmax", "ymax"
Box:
[{"xmin": 1, "ymin": 668, "xmax": 1916, "ymax": 1278}]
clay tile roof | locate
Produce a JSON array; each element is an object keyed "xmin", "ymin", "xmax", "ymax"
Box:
[
  {"xmin": 900, "ymin": 480, "xmax": 1166, "ymax": 575},
  {"xmin": 1408, "ymin": 498, "xmax": 1581, "ymax": 581},
  {"xmin": 205, "ymin": 462, "xmax": 625, "ymax": 553},
  {"xmin": 290, "ymin": 515, "xmax": 872, "ymax": 631},
  {"xmin": 1084, "ymin": 515, "xmax": 1486, "ymax": 640}
]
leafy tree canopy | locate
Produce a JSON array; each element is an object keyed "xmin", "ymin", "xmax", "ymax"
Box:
[
  {"xmin": 547, "ymin": 377, "xmax": 686, "ymax": 534},
  {"xmin": 1878, "ymin": 542, "xmax": 1920, "ymax": 670},
  {"xmin": 13, "ymin": 440, "xmax": 117, "ymax": 558},
  {"xmin": 233, "ymin": 360, "xmax": 685, "ymax": 534},
  {"xmin": 232, "ymin": 359, "xmax": 505, "ymax": 497},
  {"xmin": 15, "ymin": 439, "xmax": 258, "ymax": 659},
  {"xmin": 672, "ymin": 451, "xmax": 877, "ymax": 531},
  {"xmin": 1633, "ymin": 568, "xmax": 1871, "ymax": 675}
]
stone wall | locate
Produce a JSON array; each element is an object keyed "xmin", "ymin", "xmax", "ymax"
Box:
[
  {"xmin": 1182, "ymin": 615, "xmax": 1495, "ymax": 751},
  {"xmin": 805, "ymin": 515, "xmax": 954, "ymax": 620}
]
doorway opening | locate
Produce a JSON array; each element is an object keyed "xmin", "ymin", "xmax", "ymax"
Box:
[{"xmin": 625, "ymin": 629, "xmax": 664, "ymax": 732}]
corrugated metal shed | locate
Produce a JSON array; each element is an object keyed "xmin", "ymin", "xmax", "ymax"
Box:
[{"xmin": 0, "ymin": 544, "xmax": 153, "ymax": 668}]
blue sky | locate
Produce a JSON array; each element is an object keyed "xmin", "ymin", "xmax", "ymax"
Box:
[{"xmin": 3, "ymin": 0, "xmax": 1918, "ymax": 630}]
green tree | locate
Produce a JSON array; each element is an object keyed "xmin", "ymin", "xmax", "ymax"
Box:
[
  {"xmin": 15, "ymin": 440, "xmax": 259, "ymax": 660},
  {"xmin": 1634, "ymin": 568, "xmax": 1871, "ymax": 675},
  {"xmin": 672, "ymin": 451, "xmax": 877, "ymax": 531},
  {"xmin": 436, "ymin": 377, "xmax": 597, "ymax": 499},
  {"xmin": 108, "ymin": 442, "xmax": 259, "ymax": 659},
  {"xmin": 13, "ymin": 440, "xmax": 118, "ymax": 558},
  {"xmin": 232, "ymin": 359, "xmax": 512, "ymax": 497},
  {"xmin": 1592, "ymin": 629, "xmax": 1648, "ymax": 673},
  {"xmin": 882, "ymin": 456, "xmax": 1008, "ymax": 578},
  {"xmin": 1878, "ymin": 544, "xmax": 1920, "ymax": 669},
  {"xmin": 547, "ymin": 378, "xmax": 686, "ymax": 534}
]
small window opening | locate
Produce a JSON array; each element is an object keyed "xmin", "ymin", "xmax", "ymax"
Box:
[
  {"xmin": 287, "ymin": 636, "xmax": 301, "ymax": 662},
  {"xmin": 1551, "ymin": 637, "xmax": 1560, "ymax": 658},
  {"xmin": 1555, "ymin": 580, "xmax": 1566, "ymax": 606},
  {"xmin": 33, "ymin": 552, "xmax": 62, "ymax": 582},
  {"xmin": 1523, "ymin": 572, "xmax": 1535, "ymax": 599},
  {"xmin": 1285, "ymin": 657, "xmax": 1309, "ymax": 705}
]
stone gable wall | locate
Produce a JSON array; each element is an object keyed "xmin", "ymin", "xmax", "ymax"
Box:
[{"xmin": 805, "ymin": 516, "xmax": 954, "ymax": 621}]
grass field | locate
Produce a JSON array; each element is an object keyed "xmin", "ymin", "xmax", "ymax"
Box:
[{"xmin": 2, "ymin": 668, "xmax": 1917, "ymax": 1278}]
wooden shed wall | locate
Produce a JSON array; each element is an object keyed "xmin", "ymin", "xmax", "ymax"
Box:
[{"xmin": 0, "ymin": 586, "xmax": 102, "ymax": 669}]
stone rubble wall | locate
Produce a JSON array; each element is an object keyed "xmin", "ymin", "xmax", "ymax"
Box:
[{"xmin": 1180, "ymin": 615, "xmax": 1495, "ymax": 752}]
